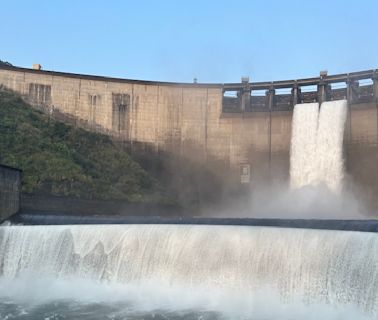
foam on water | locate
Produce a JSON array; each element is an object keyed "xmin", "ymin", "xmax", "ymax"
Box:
[{"xmin": 0, "ymin": 224, "xmax": 377, "ymax": 318}]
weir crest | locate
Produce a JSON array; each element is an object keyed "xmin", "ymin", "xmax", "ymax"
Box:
[{"xmin": 0, "ymin": 224, "xmax": 377, "ymax": 317}]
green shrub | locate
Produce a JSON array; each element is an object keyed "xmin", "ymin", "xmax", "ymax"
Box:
[{"xmin": 0, "ymin": 89, "xmax": 167, "ymax": 202}]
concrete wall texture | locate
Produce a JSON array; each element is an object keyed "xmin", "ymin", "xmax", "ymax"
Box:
[
  {"xmin": 0, "ymin": 165, "xmax": 21, "ymax": 221},
  {"xmin": 0, "ymin": 66, "xmax": 377, "ymax": 212}
]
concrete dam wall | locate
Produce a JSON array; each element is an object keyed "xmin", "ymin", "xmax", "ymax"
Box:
[
  {"xmin": 0, "ymin": 65, "xmax": 377, "ymax": 211},
  {"xmin": 0, "ymin": 165, "xmax": 21, "ymax": 221}
]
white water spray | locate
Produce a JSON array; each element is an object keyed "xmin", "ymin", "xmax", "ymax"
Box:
[
  {"xmin": 316, "ymin": 100, "xmax": 348, "ymax": 192},
  {"xmin": 0, "ymin": 225, "xmax": 377, "ymax": 318},
  {"xmin": 290, "ymin": 100, "xmax": 347, "ymax": 192},
  {"xmin": 290, "ymin": 103, "xmax": 319, "ymax": 189}
]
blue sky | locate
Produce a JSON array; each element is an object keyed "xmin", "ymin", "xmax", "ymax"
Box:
[{"xmin": 1, "ymin": 0, "xmax": 378, "ymax": 83}]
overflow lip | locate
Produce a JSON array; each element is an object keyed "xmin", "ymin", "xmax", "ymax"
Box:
[{"xmin": 8, "ymin": 214, "xmax": 378, "ymax": 233}]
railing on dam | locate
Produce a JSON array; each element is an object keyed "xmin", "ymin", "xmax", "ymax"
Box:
[
  {"xmin": 0, "ymin": 63, "xmax": 376, "ymax": 114},
  {"xmin": 222, "ymin": 69, "xmax": 378, "ymax": 113}
]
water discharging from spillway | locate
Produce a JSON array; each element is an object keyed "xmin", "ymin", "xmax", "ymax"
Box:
[
  {"xmin": 290, "ymin": 102, "xmax": 319, "ymax": 189},
  {"xmin": 290, "ymin": 100, "xmax": 347, "ymax": 192},
  {"xmin": 0, "ymin": 224, "xmax": 377, "ymax": 319}
]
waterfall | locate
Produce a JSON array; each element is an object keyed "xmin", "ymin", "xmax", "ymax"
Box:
[
  {"xmin": 290, "ymin": 103, "xmax": 320, "ymax": 189},
  {"xmin": 290, "ymin": 100, "xmax": 347, "ymax": 192},
  {"xmin": 316, "ymin": 100, "xmax": 348, "ymax": 192},
  {"xmin": 0, "ymin": 225, "xmax": 377, "ymax": 317}
]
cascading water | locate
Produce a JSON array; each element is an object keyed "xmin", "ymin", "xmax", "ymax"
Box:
[
  {"xmin": 0, "ymin": 224, "xmax": 377, "ymax": 319},
  {"xmin": 290, "ymin": 100, "xmax": 347, "ymax": 192},
  {"xmin": 316, "ymin": 100, "xmax": 348, "ymax": 192},
  {"xmin": 290, "ymin": 103, "xmax": 320, "ymax": 189}
]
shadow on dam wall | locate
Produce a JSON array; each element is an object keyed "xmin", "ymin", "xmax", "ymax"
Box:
[
  {"xmin": 16, "ymin": 137, "xmax": 378, "ymax": 218},
  {"xmin": 20, "ymin": 193, "xmax": 182, "ymax": 217},
  {"xmin": 0, "ymin": 165, "xmax": 21, "ymax": 221},
  {"xmin": 15, "ymin": 137, "xmax": 260, "ymax": 217},
  {"xmin": 346, "ymin": 143, "xmax": 378, "ymax": 213},
  {"xmin": 85, "ymin": 140, "xmax": 246, "ymax": 215},
  {"xmin": 17, "ymin": 96, "xmax": 378, "ymax": 217},
  {"xmin": 70, "ymin": 115, "xmax": 256, "ymax": 215}
]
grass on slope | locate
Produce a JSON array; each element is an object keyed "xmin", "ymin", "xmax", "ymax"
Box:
[{"xmin": 0, "ymin": 88, "xmax": 166, "ymax": 202}]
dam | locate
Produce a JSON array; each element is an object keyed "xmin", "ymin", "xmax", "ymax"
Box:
[
  {"xmin": 1, "ymin": 65, "xmax": 378, "ymax": 319},
  {"xmin": 1, "ymin": 64, "xmax": 378, "ymax": 212}
]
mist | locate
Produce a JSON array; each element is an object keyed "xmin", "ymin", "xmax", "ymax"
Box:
[
  {"xmin": 1, "ymin": 223, "xmax": 376, "ymax": 319},
  {"xmin": 250, "ymin": 99, "xmax": 365, "ymax": 220},
  {"xmin": 0, "ymin": 276, "xmax": 372, "ymax": 320},
  {"xmin": 207, "ymin": 182, "xmax": 368, "ymax": 220},
  {"xmin": 250, "ymin": 183, "xmax": 366, "ymax": 219}
]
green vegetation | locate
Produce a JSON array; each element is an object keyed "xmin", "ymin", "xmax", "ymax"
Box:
[{"xmin": 0, "ymin": 88, "xmax": 167, "ymax": 202}]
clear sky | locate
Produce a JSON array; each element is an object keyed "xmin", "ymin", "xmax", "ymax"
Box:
[{"xmin": 1, "ymin": 0, "xmax": 378, "ymax": 83}]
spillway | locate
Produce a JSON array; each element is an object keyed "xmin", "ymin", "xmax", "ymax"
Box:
[
  {"xmin": 0, "ymin": 224, "xmax": 377, "ymax": 319},
  {"xmin": 290, "ymin": 100, "xmax": 347, "ymax": 192},
  {"xmin": 290, "ymin": 102, "xmax": 319, "ymax": 189},
  {"xmin": 316, "ymin": 100, "xmax": 348, "ymax": 192}
]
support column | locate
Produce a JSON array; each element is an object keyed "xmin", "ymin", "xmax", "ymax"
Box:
[
  {"xmin": 345, "ymin": 77, "xmax": 354, "ymax": 171},
  {"xmin": 241, "ymin": 77, "xmax": 250, "ymax": 112},
  {"xmin": 373, "ymin": 70, "xmax": 378, "ymax": 102},
  {"xmin": 373, "ymin": 71, "xmax": 378, "ymax": 147},
  {"xmin": 318, "ymin": 70, "xmax": 328, "ymax": 105},
  {"xmin": 347, "ymin": 78, "xmax": 359, "ymax": 104},
  {"xmin": 291, "ymin": 83, "xmax": 299, "ymax": 107},
  {"xmin": 318, "ymin": 81, "xmax": 326, "ymax": 105},
  {"xmin": 267, "ymin": 86, "xmax": 274, "ymax": 182},
  {"xmin": 267, "ymin": 86, "xmax": 275, "ymax": 110}
]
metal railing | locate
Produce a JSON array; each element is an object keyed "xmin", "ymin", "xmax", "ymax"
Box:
[{"xmin": 222, "ymin": 69, "xmax": 378, "ymax": 112}]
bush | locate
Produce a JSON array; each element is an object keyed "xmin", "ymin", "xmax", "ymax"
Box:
[{"xmin": 0, "ymin": 89, "xmax": 167, "ymax": 202}]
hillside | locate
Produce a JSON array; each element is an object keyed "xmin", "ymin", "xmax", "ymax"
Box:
[{"xmin": 0, "ymin": 88, "xmax": 168, "ymax": 203}]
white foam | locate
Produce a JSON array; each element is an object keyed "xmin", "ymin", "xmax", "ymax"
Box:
[
  {"xmin": 0, "ymin": 224, "xmax": 377, "ymax": 318},
  {"xmin": 315, "ymin": 100, "xmax": 348, "ymax": 192},
  {"xmin": 290, "ymin": 103, "xmax": 319, "ymax": 189},
  {"xmin": 290, "ymin": 100, "xmax": 347, "ymax": 192}
]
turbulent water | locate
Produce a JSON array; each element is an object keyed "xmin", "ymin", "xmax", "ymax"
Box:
[
  {"xmin": 290, "ymin": 103, "xmax": 320, "ymax": 189},
  {"xmin": 316, "ymin": 100, "xmax": 348, "ymax": 192},
  {"xmin": 290, "ymin": 100, "xmax": 347, "ymax": 192},
  {"xmin": 0, "ymin": 224, "xmax": 377, "ymax": 319}
]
